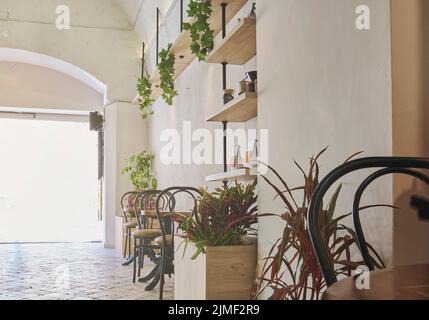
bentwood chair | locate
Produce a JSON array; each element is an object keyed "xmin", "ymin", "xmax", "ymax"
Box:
[
  {"xmin": 132, "ymin": 191, "xmax": 171, "ymax": 283},
  {"xmin": 120, "ymin": 191, "xmax": 140, "ymax": 262},
  {"xmin": 308, "ymin": 157, "xmax": 429, "ymax": 299},
  {"xmin": 155, "ymin": 187, "xmax": 203, "ymax": 300}
]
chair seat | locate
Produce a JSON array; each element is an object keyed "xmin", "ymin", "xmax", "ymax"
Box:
[
  {"xmin": 132, "ymin": 229, "xmax": 162, "ymax": 239},
  {"xmin": 155, "ymin": 235, "xmax": 173, "ymax": 246},
  {"xmin": 124, "ymin": 221, "xmax": 138, "ymax": 229}
]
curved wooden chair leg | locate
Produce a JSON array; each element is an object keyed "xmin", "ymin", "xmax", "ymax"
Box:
[
  {"xmin": 159, "ymin": 247, "xmax": 165, "ymax": 300},
  {"xmin": 138, "ymin": 239, "xmax": 143, "ymax": 278},
  {"xmin": 128, "ymin": 230, "xmax": 132, "ymax": 259},
  {"xmin": 123, "ymin": 229, "xmax": 128, "ymax": 259},
  {"xmin": 132, "ymin": 238, "xmax": 137, "ymax": 284}
]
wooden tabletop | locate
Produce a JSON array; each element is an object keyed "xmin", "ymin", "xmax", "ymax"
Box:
[
  {"xmin": 141, "ymin": 210, "xmax": 192, "ymax": 218},
  {"xmin": 123, "ymin": 207, "xmax": 138, "ymax": 214},
  {"xmin": 323, "ymin": 264, "xmax": 429, "ymax": 300}
]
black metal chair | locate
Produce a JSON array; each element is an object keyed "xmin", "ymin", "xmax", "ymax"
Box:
[
  {"xmin": 131, "ymin": 190, "xmax": 171, "ymax": 283},
  {"xmin": 308, "ymin": 157, "xmax": 429, "ymax": 287},
  {"xmin": 352, "ymin": 167, "xmax": 429, "ymax": 271},
  {"xmin": 120, "ymin": 191, "xmax": 139, "ymax": 262},
  {"xmin": 155, "ymin": 187, "xmax": 203, "ymax": 300}
]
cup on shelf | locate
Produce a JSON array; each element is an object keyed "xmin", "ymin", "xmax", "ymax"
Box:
[{"xmin": 223, "ymin": 89, "xmax": 235, "ymax": 104}]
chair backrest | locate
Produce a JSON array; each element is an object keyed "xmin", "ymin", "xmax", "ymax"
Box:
[
  {"xmin": 132, "ymin": 190, "xmax": 171, "ymax": 230},
  {"xmin": 352, "ymin": 168, "xmax": 429, "ymax": 271},
  {"xmin": 120, "ymin": 191, "xmax": 139, "ymax": 223},
  {"xmin": 308, "ymin": 157, "xmax": 429, "ymax": 287},
  {"xmin": 155, "ymin": 187, "xmax": 203, "ymax": 248}
]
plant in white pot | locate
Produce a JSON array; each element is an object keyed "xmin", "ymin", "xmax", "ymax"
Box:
[{"xmin": 173, "ymin": 181, "xmax": 262, "ymax": 300}]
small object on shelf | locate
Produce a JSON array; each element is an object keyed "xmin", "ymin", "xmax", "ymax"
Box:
[
  {"xmin": 244, "ymin": 150, "xmax": 252, "ymax": 168},
  {"xmin": 246, "ymin": 81, "xmax": 257, "ymax": 93},
  {"xmin": 249, "ymin": 2, "xmax": 256, "ymax": 19},
  {"xmin": 223, "ymin": 89, "xmax": 235, "ymax": 105},
  {"xmin": 233, "ymin": 145, "xmax": 243, "ymax": 169},
  {"xmin": 246, "ymin": 70, "xmax": 257, "ymax": 81},
  {"xmin": 237, "ymin": 80, "xmax": 247, "ymax": 95},
  {"xmin": 243, "ymin": 139, "xmax": 258, "ymax": 169},
  {"xmin": 251, "ymin": 139, "xmax": 258, "ymax": 169}
]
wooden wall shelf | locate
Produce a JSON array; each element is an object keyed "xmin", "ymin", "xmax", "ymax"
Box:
[
  {"xmin": 206, "ymin": 17, "xmax": 256, "ymax": 65},
  {"xmin": 206, "ymin": 168, "xmax": 257, "ymax": 183},
  {"xmin": 134, "ymin": 0, "xmax": 250, "ymax": 105},
  {"xmin": 207, "ymin": 91, "xmax": 257, "ymax": 122}
]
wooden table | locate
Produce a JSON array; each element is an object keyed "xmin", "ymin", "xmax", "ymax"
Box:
[
  {"xmin": 138, "ymin": 210, "xmax": 192, "ymax": 290},
  {"xmin": 323, "ymin": 264, "xmax": 429, "ymax": 300},
  {"xmin": 141, "ymin": 210, "xmax": 192, "ymax": 218}
]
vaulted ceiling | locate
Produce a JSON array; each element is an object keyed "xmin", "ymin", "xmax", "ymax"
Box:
[
  {"xmin": 0, "ymin": 0, "xmax": 143, "ymax": 30},
  {"xmin": 115, "ymin": 0, "xmax": 143, "ymax": 28}
]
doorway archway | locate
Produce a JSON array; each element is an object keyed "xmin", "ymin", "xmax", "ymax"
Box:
[{"xmin": 0, "ymin": 48, "xmax": 107, "ymax": 244}]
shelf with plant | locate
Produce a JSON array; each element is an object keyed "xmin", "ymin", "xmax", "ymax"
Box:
[
  {"xmin": 183, "ymin": 0, "xmax": 214, "ymax": 62},
  {"xmin": 131, "ymin": 0, "xmax": 249, "ymax": 105},
  {"xmin": 251, "ymin": 148, "xmax": 391, "ymax": 300},
  {"xmin": 206, "ymin": 17, "xmax": 257, "ymax": 65},
  {"xmin": 136, "ymin": 74, "xmax": 155, "ymax": 119},
  {"xmin": 158, "ymin": 43, "xmax": 178, "ymax": 106}
]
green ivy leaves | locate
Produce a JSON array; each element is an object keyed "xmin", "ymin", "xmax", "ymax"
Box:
[
  {"xmin": 137, "ymin": 74, "xmax": 154, "ymax": 119},
  {"xmin": 183, "ymin": 0, "xmax": 214, "ymax": 61},
  {"xmin": 122, "ymin": 151, "xmax": 158, "ymax": 191},
  {"xmin": 158, "ymin": 43, "xmax": 178, "ymax": 106}
]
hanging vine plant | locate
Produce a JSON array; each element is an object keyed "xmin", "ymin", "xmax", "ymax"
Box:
[
  {"xmin": 183, "ymin": 0, "xmax": 214, "ymax": 61},
  {"xmin": 158, "ymin": 43, "xmax": 178, "ymax": 105},
  {"xmin": 137, "ymin": 74, "xmax": 155, "ymax": 119}
]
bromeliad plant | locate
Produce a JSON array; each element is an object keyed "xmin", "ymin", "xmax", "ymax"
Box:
[
  {"xmin": 158, "ymin": 43, "xmax": 177, "ymax": 105},
  {"xmin": 122, "ymin": 151, "xmax": 157, "ymax": 191},
  {"xmin": 252, "ymin": 148, "xmax": 389, "ymax": 300},
  {"xmin": 174, "ymin": 181, "xmax": 260, "ymax": 260},
  {"xmin": 183, "ymin": 0, "xmax": 214, "ymax": 61},
  {"xmin": 137, "ymin": 74, "xmax": 154, "ymax": 119}
]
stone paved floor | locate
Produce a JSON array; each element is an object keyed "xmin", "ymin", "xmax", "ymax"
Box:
[{"xmin": 0, "ymin": 243, "xmax": 173, "ymax": 300}]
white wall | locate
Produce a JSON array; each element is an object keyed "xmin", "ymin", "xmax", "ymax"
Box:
[
  {"xmin": 0, "ymin": 61, "xmax": 103, "ymax": 110},
  {"xmin": 391, "ymin": 0, "xmax": 429, "ymax": 266},
  {"xmin": 104, "ymin": 102, "xmax": 148, "ymax": 249},
  {"xmin": 0, "ymin": 0, "xmax": 141, "ymax": 102},
  {"xmin": 138, "ymin": 1, "xmax": 257, "ymax": 191},
  {"xmin": 257, "ymin": 0, "xmax": 393, "ymax": 269}
]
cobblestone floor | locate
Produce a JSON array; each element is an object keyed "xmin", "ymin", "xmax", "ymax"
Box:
[{"xmin": 0, "ymin": 243, "xmax": 173, "ymax": 300}]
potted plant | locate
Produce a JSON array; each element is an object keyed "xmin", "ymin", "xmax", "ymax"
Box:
[
  {"xmin": 158, "ymin": 43, "xmax": 177, "ymax": 106},
  {"xmin": 174, "ymin": 181, "xmax": 262, "ymax": 300},
  {"xmin": 252, "ymin": 148, "xmax": 390, "ymax": 300},
  {"xmin": 137, "ymin": 74, "xmax": 155, "ymax": 119},
  {"xmin": 183, "ymin": 0, "xmax": 214, "ymax": 61},
  {"xmin": 122, "ymin": 151, "xmax": 158, "ymax": 193}
]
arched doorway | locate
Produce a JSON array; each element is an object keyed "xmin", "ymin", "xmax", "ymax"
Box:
[{"xmin": 0, "ymin": 49, "xmax": 107, "ymax": 243}]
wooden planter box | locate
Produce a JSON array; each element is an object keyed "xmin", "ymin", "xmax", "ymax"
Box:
[{"xmin": 174, "ymin": 238, "xmax": 257, "ymax": 300}]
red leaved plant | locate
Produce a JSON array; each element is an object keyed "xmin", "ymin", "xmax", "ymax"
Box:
[
  {"xmin": 174, "ymin": 181, "xmax": 260, "ymax": 260},
  {"xmin": 252, "ymin": 148, "xmax": 389, "ymax": 300}
]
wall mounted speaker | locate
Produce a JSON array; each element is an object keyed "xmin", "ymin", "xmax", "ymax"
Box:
[{"xmin": 90, "ymin": 112, "xmax": 103, "ymax": 131}]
